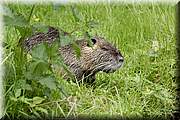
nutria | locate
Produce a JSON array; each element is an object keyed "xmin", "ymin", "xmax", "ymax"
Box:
[{"xmin": 24, "ymin": 27, "xmax": 124, "ymax": 84}]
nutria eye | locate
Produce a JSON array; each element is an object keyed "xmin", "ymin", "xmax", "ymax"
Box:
[
  {"xmin": 91, "ymin": 38, "xmax": 96, "ymax": 44},
  {"xmin": 101, "ymin": 47, "xmax": 108, "ymax": 51}
]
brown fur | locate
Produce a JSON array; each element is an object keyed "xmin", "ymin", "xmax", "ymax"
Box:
[{"xmin": 24, "ymin": 27, "xmax": 124, "ymax": 84}]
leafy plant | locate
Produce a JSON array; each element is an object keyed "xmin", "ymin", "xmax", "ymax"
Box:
[
  {"xmin": 3, "ymin": 4, "xmax": 72, "ymax": 118},
  {"xmin": 3, "ymin": 3, "xmax": 176, "ymax": 119}
]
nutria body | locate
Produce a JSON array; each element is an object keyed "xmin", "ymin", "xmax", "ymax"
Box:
[{"xmin": 24, "ymin": 27, "xmax": 124, "ymax": 84}]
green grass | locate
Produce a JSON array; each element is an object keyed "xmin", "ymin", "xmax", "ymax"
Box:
[{"xmin": 3, "ymin": 3, "xmax": 176, "ymax": 119}]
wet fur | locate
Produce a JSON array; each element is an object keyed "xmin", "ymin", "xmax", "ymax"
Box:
[{"xmin": 24, "ymin": 27, "xmax": 124, "ymax": 84}]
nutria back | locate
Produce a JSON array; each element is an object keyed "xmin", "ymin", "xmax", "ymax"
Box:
[{"xmin": 24, "ymin": 27, "xmax": 124, "ymax": 84}]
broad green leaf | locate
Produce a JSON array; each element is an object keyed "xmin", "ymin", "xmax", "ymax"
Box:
[
  {"xmin": 15, "ymin": 89, "xmax": 21, "ymax": 98},
  {"xmin": 56, "ymin": 56, "xmax": 74, "ymax": 77},
  {"xmin": 47, "ymin": 39, "xmax": 60, "ymax": 58},
  {"xmin": 10, "ymin": 97, "xmax": 18, "ymax": 102},
  {"xmin": 30, "ymin": 60, "xmax": 49, "ymax": 75},
  {"xmin": 38, "ymin": 76, "xmax": 57, "ymax": 90},
  {"xmin": 31, "ymin": 43, "xmax": 48, "ymax": 61},
  {"xmin": 32, "ymin": 23, "xmax": 49, "ymax": 33},
  {"xmin": 24, "ymin": 83, "xmax": 32, "ymax": 91},
  {"xmin": 15, "ymin": 79, "xmax": 26, "ymax": 89},
  {"xmin": 32, "ymin": 96, "xmax": 45, "ymax": 105},
  {"xmin": 13, "ymin": 78, "xmax": 32, "ymax": 92},
  {"xmin": 24, "ymin": 70, "xmax": 35, "ymax": 80},
  {"xmin": 3, "ymin": 15, "xmax": 28, "ymax": 27},
  {"xmin": 57, "ymin": 84, "xmax": 69, "ymax": 98},
  {"xmin": 19, "ymin": 96, "xmax": 32, "ymax": 105},
  {"xmin": 60, "ymin": 35, "xmax": 73, "ymax": 47}
]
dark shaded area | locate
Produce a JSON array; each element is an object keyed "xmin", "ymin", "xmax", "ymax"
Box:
[{"xmin": 174, "ymin": 1, "xmax": 180, "ymax": 120}]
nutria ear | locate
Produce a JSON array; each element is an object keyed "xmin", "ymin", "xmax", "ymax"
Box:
[
  {"xmin": 91, "ymin": 38, "xmax": 96, "ymax": 44},
  {"xmin": 87, "ymin": 38, "xmax": 97, "ymax": 47}
]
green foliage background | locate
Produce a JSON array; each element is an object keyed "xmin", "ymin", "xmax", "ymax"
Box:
[{"xmin": 2, "ymin": 2, "xmax": 176, "ymax": 119}]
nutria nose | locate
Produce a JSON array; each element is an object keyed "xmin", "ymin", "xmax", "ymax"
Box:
[{"xmin": 118, "ymin": 56, "xmax": 124, "ymax": 63}]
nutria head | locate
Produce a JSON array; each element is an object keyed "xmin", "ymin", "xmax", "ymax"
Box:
[
  {"xmin": 60, "ymin": 36, "xmax": 124, "ymax": 83},
  {"xmin": 80, "ymin": 36, "xmax": 124, "ymax": 74}
]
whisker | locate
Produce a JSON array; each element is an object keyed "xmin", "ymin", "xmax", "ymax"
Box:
[
  {"xmin": 83, "ymin": 62, "xmax": 110, "ymax": 79},
  {"xmin": 91, "ymin": 62, "xmax": 110, "ymax": 72},
  {"xmin": 102, "ymin": 64, "xmax": 112, "ymax": 72}
]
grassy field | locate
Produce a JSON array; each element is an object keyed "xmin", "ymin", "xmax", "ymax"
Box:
[{"xmin": 3, "ymin": 2, "xmax": 176, "ymax": 119}]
